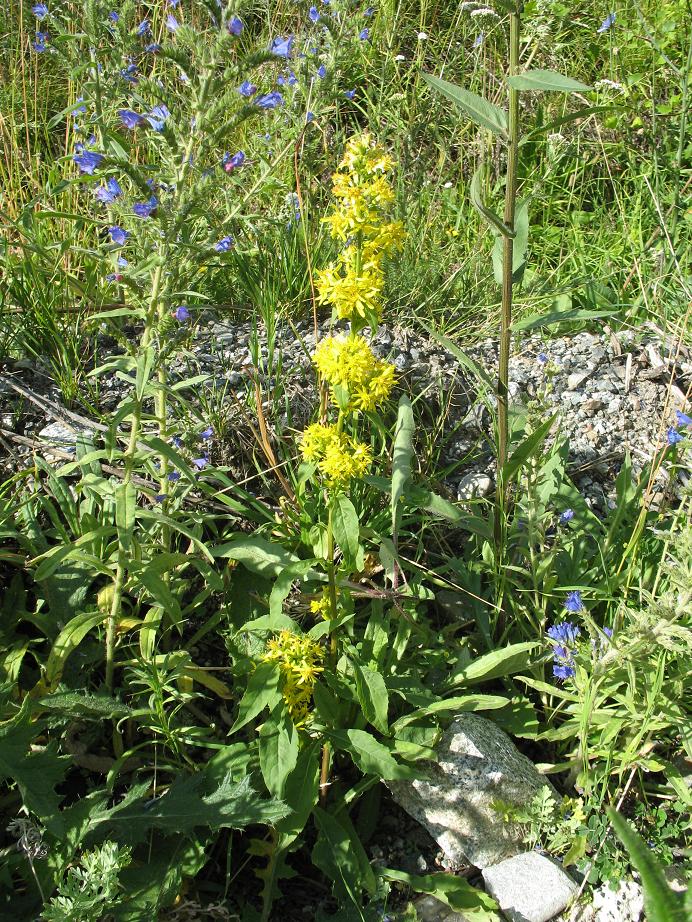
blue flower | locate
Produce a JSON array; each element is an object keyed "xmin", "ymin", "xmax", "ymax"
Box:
[
  {"xmin": 108, "ymin": 225, "xmax": 129, "ymax": 245},
  {"xmin": 309, "ymin": 5, "xmax": 319, "ymax": 22},
  {"xmin": 553, "ymin": 662, "xmax": 576, "ymax": 681},
  {"xmin": 73, "ymin": 97, "xmax": 87, "ymax": 118},
  {"xmin": 255, "ymin": 91, "xmax": 284, "ymax": 109},
  {"xmin": 173, "ymin": 305, "xmax": 190, "ymax": 321},
  {"xmin": 223, "ymin": 150, "xmax": 245, "ymax": 171},
  {"xmin": 537, "ymin": 352, "xmax": 549, "ymax": 364},
  {"xmin": 214, "ymin": 236, "xmax": 234, "ymax": 251},
  {"xmin": 547, "ymin": 621, "xmax": 580, "ymax": 681},
  {"xmin": 145, "ymin": 104, "xmax": 170, "ymax": 131},
  {"xmin": 145, "ymin": 42, "xmax": 161, "ymax": 53},
  {"xmin": 107, "ymin": 10, "xmax": 119, "ymax": 22},
  {"xmin": 154, "ymin": 494, "xmax": 167, "ymax": 502},
  {"xmin": 228, "ymin": 15, "xmax": 243, "ymax": 35},
  {"xmin": 105, "ymin": 272, "xmax": 122, "ymax": 282},
  {"xmin": 306, "ymin": 111, "xmax": 315, "ymax": 122},
  {"xmin": 166, "ymin": 13, "xmax": 179, "ymax": 31},
  {"xmin": 73, "ymin": 150, "xmax": 104, "ymax": 174},
  {"xmin": 94, "ymin": 178, "xmax": 123, "ymax": 204},
  {"xmin": 33, "ymin": 31, "xmax": 49, "ymax": 52},
  {"xmin": 364, "ymin": 6, "xmax": 374, "ymax": 15},
  {"xmin": 238, "ymin": 80, "xmax": 257, "ymax": 97},
  {"xmin": 168, "ymin": 470, "xmax": 181, "ymax": 481},
  {"xmin": 136, "ymin": 19, "xmax": 150, "ymax": 35},
  {"xmin": 192, "ymin": 455, "xmax": 209, "ymax": 470},
  {"xmin": 270, "ymin": 36, "xmax": 294, "ymax": 57},
  {"xmin": 118, "ymin": 109, "xmax": 146, "ymax": 129},
  {"xmin": 667, "ymin": 427, "xmax": 683, "ymax": 445},
  {"xmin": 171, "ymin": 435, "xmax": 184, "ymax": 448},
  {"xmin": 117, "ymin": 256, "xmax": 128, "ymax": 268},
  {"xmin": 344, "ymin": 88, "xmax": 356, "ymax": 99},
  {"xmin": 597, "ymin": 12, "xmax": 616, "ymax": 32},
  {"xmin": 133, "ymin": 196, "xmax": 158, "ymax": 218},
  {"xmin": 288, "ymin": 70, "xmax": 298, "ymax": 85},
  {"xmin": 473, "ymin": 32, "xmax": 484, "ymax": 48},
  {"xmin": 201, "ymin": 427, "xmax": 213, "ymax": 440},
  {"xmin": 559, "ymin": 508, "xmax": 574, "ymax": 524},
  {"xmin": 564, "ymin": 591, "xmax": 584, "ymax": 613},
  {"xmin": 316, "ymin": 64, "xmax": 327, "ymax": 78},
  {"xmin": 359, "ymin": 27, "xmax": 369, "ymax": 40},
  {"xmin": 547, "ymin": 621, "xmax": 581, "ymax": 647},
  {"xmin": 120, "ymin": 63, "xmax": 138, "ymax": 83},
  {"xmin": 676, "ymin": 410, "xmax": 692, "ymax": 426},
  {"xmin": 32, "ymin": 3, "xmax": 49, "ymax": 18}
]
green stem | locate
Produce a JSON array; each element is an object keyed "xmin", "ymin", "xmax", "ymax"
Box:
[
  {"xmin": 495, "ymin": 6, "xmax": 521, "ymax": 545},
  {"xmin": 319, "ymin": 498, "xmax": 340, "ymax": 803}
]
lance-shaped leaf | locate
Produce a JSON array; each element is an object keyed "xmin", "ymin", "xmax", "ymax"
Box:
[
  {"xmin": 423, "ymin": 73, "xmax": 508, "ymax": 139},
  {"xmin": 507, "ymin": 69, "xmax": 591, "ymax": 93},
  {"xmin": 470, "ymin": 167, "xmax": 515, "ymax": 239},
  {"xmin": 492, "ymin": 198, "xmax": 530, "ymax": 285}
]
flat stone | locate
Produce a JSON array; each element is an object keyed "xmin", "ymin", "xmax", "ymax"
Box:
[
  {"xmin": 567, "ymin": 372, "xmax": 590, "ymax": 390},
  {"xmin": 388, "ymin": 715, "xmax": 557, "ymax": 870},
  {"xmin": 414, "ymin": 894, "xmax": 472, "ymax": 922},
  {"xmin": 482, "ymin": 852, "xmax": 577, "ymax": 922},
  {"xmin": 457, "ymin": 472, "xmax": 493, "ymax": 501}
]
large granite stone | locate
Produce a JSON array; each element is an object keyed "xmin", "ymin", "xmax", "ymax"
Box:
[
  {"xmin": 388, "ymin": 714, "xmax": 556, "ymax": 869},
  {"xmin": 482, "ymin": 851, "xmax": 577, "ymax": 922}
]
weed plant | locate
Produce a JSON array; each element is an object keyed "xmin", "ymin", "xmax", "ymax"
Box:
[{"xmin": 0, "ymin": 0, "xmax": 690, "ymax": 919}]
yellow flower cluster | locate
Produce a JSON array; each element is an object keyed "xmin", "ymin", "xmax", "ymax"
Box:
[
  {"xmin": 301, "ymin": 423, "xmax": 372, "ymax": 488},
  {"xmin": 313, "ymin": 335, "xmax": 396, "ymax": 412},
  {"xmin": 316, "ymin": 133, "xmax": 404, "ymax": 324},
  {"xmin": 310, "ymin": 588, "xmax": 332, "ymax": 619},
  {"xmin": 262, "ymin": 630, "xmax": 324, "ymax": 725}
]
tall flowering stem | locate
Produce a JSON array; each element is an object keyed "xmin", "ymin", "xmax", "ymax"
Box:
[
  {"xmin": 496, "ymin": 4, "xmax": 522, "ymax": 543},
  {"xmin": 300, "ymin": 134, "xmax": 403, "ymax": 801}
]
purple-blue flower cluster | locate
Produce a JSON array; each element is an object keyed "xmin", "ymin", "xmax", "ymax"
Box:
[
  {"xmin": 547, "ymin": 621, "xmax": 581, "ymax": 680},
  {"xmin": 667, "ymin": 410, "xmax": 691, "ymax": 446}
]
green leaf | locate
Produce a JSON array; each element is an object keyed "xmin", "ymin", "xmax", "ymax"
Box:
[
  {"xmin": 276, "ymin": 741, "xmax": 321, "ymax": 844},
  {"xmin": 115, "ymin": 481, "xmax": 137, "ymax": 553},
  {"xmin": 0, "ymin": 719, "xmax": 70, "ymax": 833},
  {"xmin": 607, "ymin": 808, "xmax": 686, "ymax": 922},
  {"xmin": 44, "ymin": 610, "xmax": 105, "ymax": 689},
  {"xmin": 423, "ymin": 73, "xmax": 508, "ymax": 138},
  {"xmin": 353, "ymin": 663, "xmax": 389, "ymax": 734},
  {"xmin": 259, "ymin": 702, "xmax": 299, "ymax": 798},
  {"xmin": 89, "ymin": 772, "xmax": 288, "ymax": 843},
  {"xmin": 449, "ymin": 642, "xmax": 539, "ymax": 687},
  {"xmin": 507, "ymin": 69, "xmax": 591, "ymax": 93},
  {"xmin": 377, "ymin": 867, "xmax": 500, "ymax": 919},
  {"xmin": 512, "ymin": 306, "xmax": 618, "ymax": 331},
  {"xmin": 313, "ymin": 806, "xmax": 377, "ymax": 908},
  {"xmin": 331, "ymin": 494, "xmax": 360, "ymax": 565},
  {"xmin": 230, "ymin": 662, "xmax": 282, "ymax": 733},
  {"xmin": 36, "ymin": 691, "xmax": 133, "ymax": 719},
  {"xmin": 395, "ymin": 694, "xmax": 509, "ymax": 730},
  {"xmin": 503, "ymin": 415, "xmax": 558, "ymax": 483},
  {"xmin": 213, "ymin": 536, "xmax": 303, "ymax": 578},
  {"xmin": 492, "ymin": 198, "xmax": 530, "ymax": 285},
  {"xmin": 324, "ymin": 729, "xmax": 415, "ymax": 780},
  {"xmin": 471, "ymin": 167, "xmax": 515, "ymax": 238}
]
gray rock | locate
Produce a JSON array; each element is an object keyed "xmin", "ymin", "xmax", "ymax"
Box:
[
  {"xmin": 482, "ymin": 852, "xmax": 577, "ymax": 922},
  {"xmin": 414, "ymin": 894, "xmax": 472, "ymax": 922},
  {"xmin": 388, "ymin": 714, "xmax": 557, "ymax": 870},
  {"xmin": 567, "ymin": 372, "xmax": 590, "ymax": 390},
  {"xmin": 38, "ymin": 421, "xmax": 94, "ymax": 456},
  {"xmin": 571, "ymin": 877, "xmax": 643, "ymax": 922},
  {"xmin": 457, "ymin": 472, "xmax": 493, "ymax": 501}
]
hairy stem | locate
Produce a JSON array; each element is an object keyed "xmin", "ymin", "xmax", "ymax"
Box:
[{"xmin": 495, "ymin": 6, "xmax": 521, "ymax": 542}]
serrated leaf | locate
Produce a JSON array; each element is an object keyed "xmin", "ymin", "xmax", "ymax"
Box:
[
  {"xmin": 0, "ymin": 720, "xmax": 69, "ymax": 832},
  {"xmin": 36, "ymin": 690, "xmax": 133, "ymax": 718},
  {"xmin": 423, "ymin": 73, "xmax": 508, "ymax": 138},
  {"xmin": 507, "ymin": 69, "xmax": 591, "ymax": 93}
]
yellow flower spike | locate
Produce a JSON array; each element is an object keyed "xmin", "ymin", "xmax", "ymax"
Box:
[
  {"xmin": 312, "ymin": 335, "xmax": 396, "ymax": 412},
  {"xmin": 260, "ymin": 630, "xmax": 324, "ymax": 725}
]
